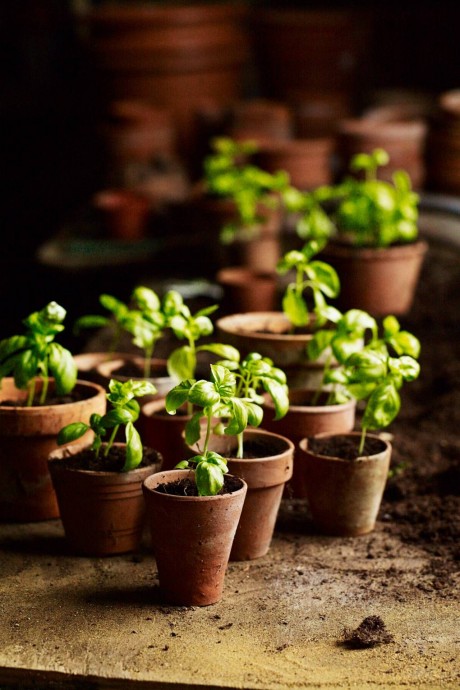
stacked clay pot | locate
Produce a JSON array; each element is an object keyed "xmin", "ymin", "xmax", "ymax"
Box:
[{"xmin": 426, "ymin": 90, "xmax": 460, "ymax": 194}]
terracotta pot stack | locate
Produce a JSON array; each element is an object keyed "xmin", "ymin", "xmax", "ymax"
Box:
[
  {"xmin": 85, "ymin": 3, "xmax": 250, "ymax": 166},
  {"xmin": 256, "ymin": 137, "xmax": 334, "ymax": 190},
  {"xmin": 336, "ymin": 117, "xmax": 427, "ymax": 189},
  {"xmin": 426, "ymin": 90, "xmax": 460, "ymax": 194},
  {"xmin": 228, "ymin": 98, "xmax": 294, "ymax": 146}
]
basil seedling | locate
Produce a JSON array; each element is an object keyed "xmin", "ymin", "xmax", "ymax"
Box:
[
  {"xmin": 57, "ymin": 378, "xmax": 157, "ymax": 471},
  {"xmin": 277, "ymin": 239, "xmax": 341, "ymax": 329},
  {"xmin": 0, "ymin": 301, "xmax": 77, "ymax": 406}
]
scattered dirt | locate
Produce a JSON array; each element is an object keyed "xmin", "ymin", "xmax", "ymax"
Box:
[{"xmin": 342, "ymin": 615, "xmax": 394, "ymax": 648}]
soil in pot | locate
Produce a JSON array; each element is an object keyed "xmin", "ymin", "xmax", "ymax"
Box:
[
  {"xmin": 143, "ymin": 469, "xmax": 247, "ymax": 606},
  {"xmin": 154, "ymin": 473, "xmax": 244, "ymax": 497},
  {"xmin": 49, "ymin": 443, "xmax": 162, "ymax": 556},
  {"xmin": 299, "ymin": 432, "xmax": 391, "ymax": 537}
]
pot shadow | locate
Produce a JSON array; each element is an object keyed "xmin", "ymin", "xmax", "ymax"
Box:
[
  {"xmin": 71, "ymin": 583, "xmax": 167, "ymax": 608},
  {"xmin": 275, "ymin": 499, "xmax": 317, "ymax": 536},
  {"xmin": 0, "ymin": 531, "xmax": 68, "ymax": 557}
]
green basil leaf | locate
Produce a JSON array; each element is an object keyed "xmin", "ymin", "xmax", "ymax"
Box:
[
  {"xmin": 346, "ymin": 350, "xmax": 387, "ymax": 382},
  {"xmin": 0, "ymin": 335, "xmax": 28, "ymax": 362},
  {"xmin": 205, "ymin": 451, "xmax": 228, "ymax": 471},
  {"xmin": 307, "ymin": 330, "xmax": 334, "ymax": 361},
  {"xmin": 102, "ymin": 407, "xmax": 136, "ymax": 428},
  {"xmin": 225, "ymin": 398, "xmax": 248, "ymax": 435},
  {"xmin": 165, "ymin": 380, "xmax": 194, "ymax": 413},
  {"xmin": 167, "ymin": 346, "xmax": 196, "ymax": 381},
  {"xmin": 122, "ymin": 422, "xmax": 143, "ymax": 471},
  {"xmin": 196, "ymin": 460, "xmax": 225, "ymax": 496},
  {"xmin": 48, "ymin": 343, "xmax": 77, "ymax": 395},
  {"xmin": 162, "ymin": 290, "xmax": 184, "ymax": 317},
  {"xmin": 307, "ymin": 261, "xmax": 340, "ymax": 298},
  {"xmin": 99, "ymin": 294, "xmax": 128, "ymax": 318},
  {"xmin": 73, "ymin": 315, "xmax": 110, "ymax": 333},
  {"xmin": 189, "ymin": 380, "xmax": 221, "ymax": 408},
  {"xmin": 387, "ymin": 332, "xmax": 421, "ymax": 359},
  {"xmin": 245, "ymin": 400, "xmax": 264, "ymax": 427},
  {"xmin": 332, "ymin": 334, "xmax": 365, "ymax": 365},
  {"xmin": 388, "ymin": 355, "xmax": 420, "ymax": 381},
  {"xmin": 362, "ymin": 382, "xmax": 400, "ymax": 431},
  {"xmin": 382, "ymin": 315, "xmax": 400, "ymax": 337},
  {"xmin": 282, "ymin": 286, "xmax": 308, "ymax": 327},
  {"xmin": 14, "ymin": 350, "xmax": 39, "ymax": 389},
  {"xmin": 210, "ymin": 364, "xmax": 236, "ymax": 399},
  {"xmin": 57, "ymin": 422, "xmax": 90, "ymax": 446},
  {"xmin": 184, "ymin": 413, "xmax": 203, "ymax": 448},
  {"xmin": 263, "ymin": 379, "xmax": 289, "ymax": 420},
  {"xmin": 343, "ymin": 309, "xmax": 378, "ymax": 335},
  {"xmin": 199, "ymin": 343, "xmax": 240, "ymax": 363},
  {"xmin": 132, "ymin": 286, "xmax": 160, "ymax": 313}
]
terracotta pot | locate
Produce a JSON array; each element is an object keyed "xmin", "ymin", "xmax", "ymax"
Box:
[
  {"xmin": 96, "ymin": 355, "xmax": 177, "ymax": 400},
  {"xmin": 216, "ymin": 267, "xmax": 278, "ymax": 314},
  {"xmin": 143, "ymin": 469, "xmax": 247, "ymax": 605},
  {"xmin": 93, "ymin": 188, "xmax": 151, "ymax": 241},
  {"xmin": 320, "ymin": 239, "xmax": 429, "ymax": 317},
  {"xmin": 85, "ymin": 3, "xmax": 250, "ymax": 166},
  {"xmin": 251, "ymin": 7, "xmax": 372, "ymax": 100},
  {"xmin": 228, "ymin": 98, "xmax": 294, "ymax": 145},
  {"xmin": 336, "ymin": 117, "xmax": 427, "ymax": 189},
  {"xmin": 48, "ymin": 442, "xmax": 160, "ymax": 555},
  {"xmin": 139, "ymin": 398, "xmax": 193, "ymax": 472},
  {"xmin": 216, "ymin": 311, "xmax": 322, "ymax": 389},
  {"xmin": 426, "ymin": 89, "xmax": 460, "ymax": 195},
  {"xmin": 73, "ymin": 351, "xmax": 134, "ymax": 385},
  {"xmin": 0, "ymin": 379, "xmax": 106, "ymax": 522},
  {"xmin": 293, "ymin": 91, "xmax": 355, "ymax": 138},
  {"xmin": 192, "ymin": 429, "xmax": 294, "ymax": 561},
  {"xmin": 298, "ymin": 432, "xmax": 391, "ymax": 536},
  {"xmin": 263, "ymin": 390, "xmax": 356, "ymax": 498},
  {"xmin": 256, "ymin": 137, "xmax": 334, "ymax": 190}
]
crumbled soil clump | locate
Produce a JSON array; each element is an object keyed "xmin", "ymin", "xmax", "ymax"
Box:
[{"xmin": 342, "ymin": 615, "xmax": 394, "ymax": 648}]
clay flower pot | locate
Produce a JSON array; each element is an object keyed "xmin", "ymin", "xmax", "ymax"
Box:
[
  {"xmin": 228, "ymin": 98, "xmax": 294, "ymax": 146},
  {"xmin": 96, "ymin": 355, "xmax": 177, "ymax": 400},
  {"xmin": 139, "ymin": 398, "xmax": 193, "ymax": 472},
  {"xmin": 192, "ymin": 428, "xmax": 294, "ymax": 561},
  {"xmin": 73, "ymin": 351, "xmax": 134, "ymax": 385},
  {"xmin": 216, "ymin": 311, "xmax": 323, "ymax": 389},
  {"xmin": 263, "ymin": 389, "xmax": 356, "ymax": 498},
  {"xmin": 216, "ymin": 267, "xmax": 278, "ymax": 314},
  {"xmin": 0, "ymin": 379, "xmax": 106, "ymax": 522},
  {"xmin": 319, "ymin": 239, "xmax": 428, "ymax": 317},
  {"xmin": 49, "ymin": 442, "xmax": 161, "ymax": 556},
  {"xmin": 143, "ymin": 469, "xmax": 247, "ymax": 606},
  {"xmin": 298, "ymin": 432, "xmax": 392, "ymax": 536},
  {"xmin": 93, "ymin": 189, "xmax": 151, "ymax": 241},
  {"xmin": 256, "ymin": 137, "xmax": 334, "ymax": 190}
]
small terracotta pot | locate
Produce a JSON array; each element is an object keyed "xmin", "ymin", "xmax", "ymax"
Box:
[
  {"xmin": 73, "ymin": 351, "xmax": 134, "ymax": 385},
  {"xmin": 320, "ymin": 239, "xmax": 428, "ymax": 316},
  {"xmin": 298, "ymin": 432, "xmax": 391, "ymax": 536},
  {"xmin": 96, "ymin": 356, "xmax": 177, "ymax": 400},
  {"xmin": 143, "ymin": 469, "xmax": 247, "ymax": 606},
  {"xmin": 139, "ymin": 398, "xmax": 193, "ymax": 471},
  {"xmin": 193, "ymin": 429, "xmax": 294, "ymax": 561},
  {"xmin": 256, "ymin": 137, "xmax": 334, "ymax": 190},
  {"xmin": 49, "ymin": 442, "xmax": 160, "ymax": 556},
  {"xmin": 216, "ymin": 267, "xmax": 278, "ymax": 314},
  {"xmin": 93, "ymin": 189, "xmax": 151, "ymax": 241},
  {"xmin": 216, "ymin": 311, "xmax": 322, "ymax": 389},
  {"xmin": 0, "ymin": 379, "xmax": 107, "ymax": 522},
  {"xmin": 263, "ymin": 389, "xmax": 356, "ymax": 498},
  {"xmin": 228, "ymin": 98, "xmax": 294, "ymax": 145}
]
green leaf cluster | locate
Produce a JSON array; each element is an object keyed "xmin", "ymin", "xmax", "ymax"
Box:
[
  {"xmin": 309, "ymin": 313, "xmax": 421, "ymax": 453},
  {"xmin": 0, "ymin": 302, "xmax": 77, "ymax": 405},
  {"xmin": 277, "ymin": 240, "xmax": 341, "ymax": 329},
  {"xmin": 165, "ymin": 352, "xmax": 289, "ymax": 496},
  {"xmin": 57, "ymin": 378, "xmax": 157, "ymax": 471}
]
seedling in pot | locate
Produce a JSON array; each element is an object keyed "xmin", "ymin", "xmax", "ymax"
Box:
[
  {"xmin": 325, "ymin": 333, "xmax": 420, "ymax": 456},
  {"xmin": 57, "ymin": 378, "xmax": 157, "ymax": 471},
  {"xmin": 165, "ymin": 355, "xmax": 289, "ymax": 495},
  {"xmin": 276, "ymin": 239, "xmax": 342, "ymax": 329},
  {"xmin": 0, "ymin": 301, "xmax": 77, "ymax": 406},
  {"xmin": 166, "ymin": 290, "xmax": 240, "ymax": 408}
]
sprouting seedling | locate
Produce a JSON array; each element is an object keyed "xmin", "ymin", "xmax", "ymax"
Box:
[
  {"xmin": 165, "ymin": 290, "xmax": 241, "ymax": 412},
  {"xmin": 75, "ymin": 287, "xmax": 178, "ymax": 378},
  {"xmin": 0, "ymin": 301, "xmax": 77, "ymax": 406},
  {"xmin": 320, "ymin": 314, "xmax": 421, "ymax": 456},
  {"xmin": 215, "ymin": 351, "xmax": 289, "ymax": 459},
  {"xmin": 276, "ymin": 239, "xmax": 341, "ymax": 329},
  {"xmin": 165, "ymin": 364, "xmax": 237, "ymax": 496},
  {"xmin": 57, "ymin": 378, "xmax": 157, "ymax": 471}
]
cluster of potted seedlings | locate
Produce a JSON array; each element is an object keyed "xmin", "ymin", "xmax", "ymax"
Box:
[{"xmin": 0, "ymin": 145, "xmax": 425, "ymax": 608}]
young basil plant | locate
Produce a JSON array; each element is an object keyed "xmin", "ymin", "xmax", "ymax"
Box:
[
  {"xmin": 277, "ymin": 239, "xmax": 341, "ymax": 329},
  {"xmin": 165, "ymin": 290, "xmax": 240, "ymax": 404},
  {"xmin": 0, "ymin": 301, "xmax": 77, "ymax": 406},
  {"xmin": 57, "ymin": 378, "xmax": 157, "ymax": 471},
  {"xmin": 326, "ymin": 346, "xmax": 420, "ymax": 456}
]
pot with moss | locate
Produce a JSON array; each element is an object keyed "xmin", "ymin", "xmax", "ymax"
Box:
[
  {"xmin": 298, "ymin": 324, "xmax": 421, "ymax": 536},
  {"xmin": 0, "ymin": 302, "xmax": 107, "ymax": 522},
  {"xmin": 167, "ymin": 354, "xmax": 293, "ymax": 561},
  {"xmin": 49, "ymin": 379, "xmax": 161, "ymax": 556}
]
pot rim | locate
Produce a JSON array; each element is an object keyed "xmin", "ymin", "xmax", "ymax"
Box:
[
  {"xmin": 48, "ymin": 441, "xmax": 160, "ymax": 477},
  {"xmin": 0, "ymin": 378, "xmax": 106, "ymax": 412},
  {"xmin": 143, "ymin": 468, "xmax": 247, "ymax": 501},
  {"xmin": 299, "ymin": 431, "xmax": 391, "ymax": 462},
  {"xmin": 264, "ymin": 388, "xmax": 356, "ymax": 414},
  {"xmin": 323, "ymin": 238, "xmax": 429, "ymax": 259},
  {"xmin": 216, "ymin": 311, "xmax": 314, "ymax": 343}
]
